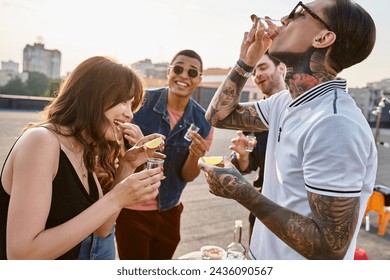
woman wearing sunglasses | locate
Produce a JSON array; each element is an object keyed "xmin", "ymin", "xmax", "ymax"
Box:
[{"xmin": 115, "ymin": 49, "xmax": 214, "ymax": 260}]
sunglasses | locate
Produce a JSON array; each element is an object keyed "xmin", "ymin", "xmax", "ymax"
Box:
[
  {"xmin": 170, "ymin": 65, "xmax": 201, "ymax": 78},
  {"xmin": 287, "ymin": 1, "xmax": 332, "ymax": 31}
]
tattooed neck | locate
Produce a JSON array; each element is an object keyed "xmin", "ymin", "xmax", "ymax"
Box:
[{"xmin": 273, "ymin": 48, "xmax": 336, "ymax": 99}]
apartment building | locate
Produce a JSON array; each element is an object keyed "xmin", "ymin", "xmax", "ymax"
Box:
[
  {"xmin": 0, "ymin": 60, "xmax": 28, "ymax": 87},
  {"xmin": 23, "ymin": 43, "xmax": 61, "ymax": 79}
]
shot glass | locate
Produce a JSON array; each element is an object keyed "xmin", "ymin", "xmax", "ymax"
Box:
[
  {"xmin": 146, "ymin": 158, "xmax": 164, "ymax": 170},
  {"xmin": 245, "ymin": 134, "xmax": 256, "ymax": 152},
  {"xmin": 257, "ymin": 16, "xmax": 281, "ymax": 27},
  {"xmin": 184, "ymin": 123, "xmax": 200, "ymax": 141},
  {"xmin": 251, "ymin": 15, "xmax": 281, "ymax": 29}
]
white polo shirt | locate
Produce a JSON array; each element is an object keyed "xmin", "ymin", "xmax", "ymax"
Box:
[{"xmin": 250, "ymin": 80, "xmax": 377, "ymax": 260}]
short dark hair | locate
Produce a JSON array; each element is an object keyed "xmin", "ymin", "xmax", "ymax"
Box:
[
  {"xmin": 265, "ymin": 51, "xmax": 283, "ymax": 67},
  {"xmin": 170, "ymin": 49, "xmax": 203, "ymax": 72},
  {"xmin": 324, "ymin": 0, "xmax": 376, "ymax": 72}
]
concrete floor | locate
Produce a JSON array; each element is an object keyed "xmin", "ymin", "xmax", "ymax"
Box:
[{"xmin": 1, "ymin": 109, "xmax": 389, "ymax": 260}]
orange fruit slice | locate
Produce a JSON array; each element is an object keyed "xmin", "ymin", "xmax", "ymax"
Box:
[
  {"xmin": 203, "ymin": 156, "xmax": 223, "ymax": 165},
  {"xmin": 144, "ymin": 137, "xmax": 164, "ymax": 149}
]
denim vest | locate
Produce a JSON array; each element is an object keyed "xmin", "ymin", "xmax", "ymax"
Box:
[{"xmin": 133, "ymin": 87, "xmax": 211, "ymax": 211}]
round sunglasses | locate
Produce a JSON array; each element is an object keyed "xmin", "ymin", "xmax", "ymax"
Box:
[{"xmin": 170, "ymin": 65, "xmax": 201, "ymax": 78}]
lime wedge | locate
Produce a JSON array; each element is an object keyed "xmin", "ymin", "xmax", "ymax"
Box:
[
  {"xmin": 203, "ymin": 156, "xmax": 223, "ymax": 165},
  {"xmin": 144, "ymin": 137, "xmax": 164, "ymax": 149}
]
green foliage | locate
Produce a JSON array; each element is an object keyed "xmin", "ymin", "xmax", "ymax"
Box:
[
  {"xmin": 0, "ymin": 77, "xmax": 30, "ymax": 95},
  {"xmin": 45, "ymin": 79, "xmax": 61, "ymax": 97},
  {"xmin": 26, "ymin": 71, "xmax": 49, "ymax": 96},
  {"xmin": 0, "ymin": 71, "xmax": 52, "ymax": 97}
]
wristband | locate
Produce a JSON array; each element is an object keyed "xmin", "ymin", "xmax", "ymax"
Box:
[{"xmin": 234, "ymin": 60, "xmax": 254, "ymax": 78}]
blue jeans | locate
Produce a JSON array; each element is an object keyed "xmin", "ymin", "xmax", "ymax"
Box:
[{"xmin": 77, "ymin": 225, "xmax": 116, "ymax": 260}]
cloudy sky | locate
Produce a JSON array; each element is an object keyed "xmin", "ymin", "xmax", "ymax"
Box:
[{"xmin": 0, "ymin": 0, "xmax": 388, "ymax": 87}]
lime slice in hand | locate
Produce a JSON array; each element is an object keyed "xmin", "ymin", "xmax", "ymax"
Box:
[
  {"xmin": 144, "ymin": 137, "xmax": 164, "ymax": 149},
  {"xmin": 203, "ymin": 156, "xmax": 223, "ymax": 165}
]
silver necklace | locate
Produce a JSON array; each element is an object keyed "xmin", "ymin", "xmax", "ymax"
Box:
[{"xmin": 68, "ymin": 137, "xmax": 87, "ymax": 178}]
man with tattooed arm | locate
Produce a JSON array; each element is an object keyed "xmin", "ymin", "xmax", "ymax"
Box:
[{"xmin": 199, "ymin": 0, "xmax": 377, "ymax": 259}]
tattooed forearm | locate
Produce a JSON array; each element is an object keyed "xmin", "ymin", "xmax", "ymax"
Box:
[
  {"xmin": 204, "ymin": 162, "xmax": 360, "ymax": 259},
  {"xmin": 206, "ymin": 68, "xmax": 251, "ymax": 127},
  {"xmin": 243, "ymin": 192, "xmax": 359, "ymax": 259},
  {"xmin": 214, "ymin": 105, "xmax": 267, "ymax": 132},
  {"xmin": 307, "ymin": 193, "xmax": 359, "ymax": 258}
]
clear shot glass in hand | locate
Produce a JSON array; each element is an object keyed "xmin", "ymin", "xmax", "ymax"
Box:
[
  {"xmin": 146, "ymin": 158, "xmax": 164, "ymax": 170},
  {"xmin": 184, "ymin": 123, "xmax": 200, "ymax": 141},
  {"xmin": 258, "ymin": 16, "xmax": 281, "ymax": 27},
  {"xmin": 251, "ymin": 15, "xmax": 281, "ymax": 28},
  {"xmin": 245, "ymin": 134, "xmax": 256, "ymax": 152}
]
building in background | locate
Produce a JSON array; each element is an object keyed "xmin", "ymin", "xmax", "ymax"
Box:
[
  {"xmin": 0, "ymin": 60, "xmax": 28, "ymax": 87},
  {"xmin": 349, "ymin": 78, "xmax": 390, "ymax": 128},
  {"xmin": 4, "ymin": 48, "xmax": 389, "ymax": 122},
  {"xmin": 23, "ymin": 42, "xmax": 61, "ymax": 79},
  {"xmin": 348, "ymin": 87, "xmax": 372, "ymax": 118},
  {"xmin": 131, "ymin": 59, "xmax": 169, "ymax": 79},
  {"xmin": 1, "ymin": 60, "xmax": 19, "ymax": 73},
  {"xmin": 201, "ymin": 67, "xmax": 263, "ymax": 102}
]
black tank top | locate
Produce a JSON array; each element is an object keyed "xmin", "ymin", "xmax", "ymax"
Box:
[{"xmin": 0, "ymin": 138, "xmax": 99, "ymax": 260}]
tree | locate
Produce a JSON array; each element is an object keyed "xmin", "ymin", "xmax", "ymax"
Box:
[
  {"xmin": 45, "ymin": 79, "xmax": 61, "ymax": 97},
  {"xmin": 0, "ymin": 72, "xmax": 58, "ymax": 97},
  {"xmin": 0, "ymin": 77, "xmax": 30, "ymax": 95},
  {"xmin": 26, "ymin": 71, "xmax": 49, "ymax": 96}
]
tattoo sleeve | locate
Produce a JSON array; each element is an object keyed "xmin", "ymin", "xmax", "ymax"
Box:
[
  {"xmin": 240, "ymin": 191, "xmax": 359, "ymax": 259},
  {"xmin": 205, "ymin": 67, "xmax": 267, "ymax": 132},
  {"xmin": 204, "ymin": 157, "xmax": 359, "ymax": 259}
]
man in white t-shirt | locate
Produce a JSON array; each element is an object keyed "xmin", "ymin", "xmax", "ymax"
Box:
[{"xmin": 199, "ymin": 0, "xmax": 377, "ymax": 259}]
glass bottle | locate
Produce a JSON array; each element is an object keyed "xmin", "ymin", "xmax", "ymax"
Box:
[{"xmin": 226, "ymin": 219, "xmax": 246, "ymax": 260}]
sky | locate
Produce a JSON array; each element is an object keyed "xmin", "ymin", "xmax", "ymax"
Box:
[{"xmin": 0, "ymin": 0, "xmax": 389, "ymax": 88}]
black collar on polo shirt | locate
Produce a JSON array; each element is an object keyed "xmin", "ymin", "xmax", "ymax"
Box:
[{"xmin": 290, "ymin": 79, "xmax": 347, "ymax": 108}]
